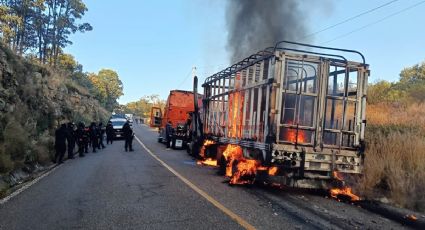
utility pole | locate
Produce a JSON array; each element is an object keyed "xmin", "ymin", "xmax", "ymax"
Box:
[{"xmin": 192, "ymin": 66, "xmax": 197, "ymax": 79}]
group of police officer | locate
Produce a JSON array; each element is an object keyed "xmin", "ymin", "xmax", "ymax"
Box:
[{"xmin": 53, "ymin": 121, "xmax": 132, "ymax": 164}]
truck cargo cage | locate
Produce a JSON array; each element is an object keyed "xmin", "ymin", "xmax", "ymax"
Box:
[{"xmin": 199, "ymin": 41, "xmax": 369, "ymax": 188}]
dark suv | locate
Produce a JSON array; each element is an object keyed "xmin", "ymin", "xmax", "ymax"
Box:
[{"xmin": 110, "ymin": 118, "xmax": 127, "ymax": 139}]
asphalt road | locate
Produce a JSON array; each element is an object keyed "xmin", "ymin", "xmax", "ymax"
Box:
[{"xmin": 0, "ymin": 124, "xmax": 409, "ymax": 230}]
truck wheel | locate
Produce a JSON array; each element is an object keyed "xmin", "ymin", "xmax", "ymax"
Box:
[
  {"xmin": 191, "ymin": 142, "xmax": 200, "ymax": 158},
  {"xmin": 218, "ymin": 155, "xmax": 227, "ymax": 176},
  {"xmin": 186, "ymin": 143, "xmax": 191, "ymax": 154},
  {"xmin": 171, "ymin": 137, "xmax": 176, "ymax": 149}
]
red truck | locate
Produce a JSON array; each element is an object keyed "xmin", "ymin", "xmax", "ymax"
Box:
[{"xmin": 152, "ymin": 90, "xmax": 201, "ymax": 149}]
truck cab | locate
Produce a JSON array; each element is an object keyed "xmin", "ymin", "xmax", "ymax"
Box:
[{"xmin": 153, "ymin": 90, "xmax": 201, "ymax": 149}]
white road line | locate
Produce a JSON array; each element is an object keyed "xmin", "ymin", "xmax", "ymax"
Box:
[
  {"xmin": 134, "ymin": 135, "xmax": 256, "ymax": 230},
  {"xmin": 0, "ymin": 164, "xmax": 61, "ymax": 205}
]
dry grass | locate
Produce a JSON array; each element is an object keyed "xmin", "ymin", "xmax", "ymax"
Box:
[
  {"xmin": 367, "ymin": 103, "xmax": 425, "ymax": 129},
  {"xmin": 359, "ymin": 103, "xmax": 425, "ymax": 212}
]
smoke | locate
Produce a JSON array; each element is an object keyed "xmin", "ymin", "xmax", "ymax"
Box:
[{"xmin": 226, "ymin": 0, "xmax": 309, "ymax": 62}]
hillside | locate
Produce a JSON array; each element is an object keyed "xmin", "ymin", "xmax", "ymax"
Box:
[{"xmin": 0, "ymin": 43, "xmax": 109, "ymax": 193}]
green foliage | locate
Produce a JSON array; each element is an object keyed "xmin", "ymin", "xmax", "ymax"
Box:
[
  {"xmin": 0, "ymin": 5, "xmax": 21, "ymax": 44},
  {"xmin": 88, "ymin": 69, "xmax": 123, "ymax": 111},
  {"xmin": 122, "ymin": 94, "xmax": 166, "ymax": 118},
  {"xmin": 3, "ymin": 119, "xmax": 29, "ymax": 163},
  {"xmin": 33, "ymin": 131, "xmax": 54, "ymax": 164},
  {"xmin": 0, "ymin": 0, "xmax": 92, "ymax": 64},
  {"xmin": 0, "ymin": 146, "xmax": 13, "ymax": 173},
  {"xmin": 367, "ymin": 80, "xmax": 396, "ymax": 104},
  {"xmin": 368, "ymin": 61, "xmax": 425, "ymax": 104},
  {"xmin": 400, "ymin": 62, "xmax": 425, "ymax": 84},
  {"xmin": 57, "ymin": 53, "xmax": 79, "ymax": 73}
]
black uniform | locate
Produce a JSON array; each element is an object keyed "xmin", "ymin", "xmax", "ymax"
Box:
[
  {"xmin": 76, "ymin": 123, "xmax": 86, "ymax": 157},
  {"xmin": 122, "ymin": 122, "xmax": 133, "ymax": 151},
  {"xmin": 165, "ymin": 122, "xmax": 173, "ymax": 148},
  {"xmin": 54, "ymin": 124, "xmax": 68, "ymax": 164},
  {"xmin": 89, "ymin": 122, "xmax": 98, "ymax": 153},
  {"xmin": 106, "ymin": 122, "xmax": 114, "ymax": 144},
  {"xmin": 66, "ymin": 123, "xmax": 76, "ymax": 159},
  {"xmin": 83, "ymin": 126, "xmax": 90, "ymax": 153},
  {"xmin": 98, "ymin": 122, "xmax": 106, "ymax": 149}
]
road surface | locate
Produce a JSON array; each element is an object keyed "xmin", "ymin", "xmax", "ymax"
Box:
[{"xmin": 0, "ymin": 124, "xmax": 408, "ymax": 229}]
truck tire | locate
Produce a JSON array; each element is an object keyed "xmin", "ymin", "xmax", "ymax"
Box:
[
  {"xmin": 186, "ymin": 143, "xmax": 191, "ymax": 154},
  {"xmin": 218, "ymin": 155, "xmax": 227, "ymax": 176},
  {"xmin": 171, "ymin": 136, "xmax": 176, "ymax": 149}
]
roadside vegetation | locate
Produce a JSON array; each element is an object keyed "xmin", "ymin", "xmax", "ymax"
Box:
[
  {"xmin": 359, "ymin": 61, "xmax": 425, "ymax": 212},
  {"xmin": 121, "ymin": 94, "xmax": 166, "ymax": 120},
  {"xmin": 0, "ymin": 0, "xmax": 123, "ymax": 194}
]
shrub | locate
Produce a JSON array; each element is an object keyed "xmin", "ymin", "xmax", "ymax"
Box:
[
  {"xmin": 3, "ymin": 120, "xmax": 30, "ymax": 163},
  {"xmin": 0, "ymin": 147, "xmax": 13, "ymax": 173},
  {"xmin": 33, "ymin": 131, "xmax": 54, "ymax": 164}
]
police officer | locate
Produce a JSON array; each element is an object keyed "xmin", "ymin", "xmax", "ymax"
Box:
[
  {"xmin": 106, "ymin": 121, "xmax": 114, "ymax": 144},
  {"xmin": 54, "ymin": 123, "xmax": 67, "ymax": 164},
  {"xmin": 66, "ymin": 122, "xmax": 76, "ymax": 159},
  {"xmin": 76, "ymin": 122, "xmax": 86, "ymax": 157},
  {"xmin": 83, "ymin": 124, "xmax": 90, "ymax": 153},
  {"xmin": 122, "ymin": 121, "xmax": 134, "ymax": 152},
  {"xmin": 165, "ymin": 121, "xmax": 173, "ymax": 149},
  {"xmin": 89, "ymin": 122, "xmax": 98, "ymax": 153},
  {"xmin": 98, "ymin": 122, "xmax": 106, "ymax": 149}
]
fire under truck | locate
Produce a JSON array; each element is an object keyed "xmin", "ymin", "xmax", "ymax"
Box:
[{"xmin": 189, "ymin": 41, "xmax": 369, "ymax": 189}]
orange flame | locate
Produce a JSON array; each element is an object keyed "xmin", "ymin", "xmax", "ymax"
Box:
[
  {"xmin": 222, "ymin": 144, "xmax": 262, "ymax": 185},
  {"xmin": 228, "ymin": 92, "xmax": 244, "ymax": 138},
  {"xmin": 199, "ymin": 140, "xmax": 215, "ymax": 159},
  {"xmin": 333, "ymin": 171, "xmax": 344, "ymax": 181},
  {"xmin": 330, "ymin": 187, "xmax": 360, "ymax": 201},
  {"xmin": 197, "ymin": 158, "xmax": 218, "ymax": 167},
  {"xmin": 405, "ymin": 214, "xmax": 417, "ymax": 221},
  {"xmin": 268, "ymin": 167, "xmax": 279, "ymax": 176},
  {"xmin": 197, "ymin": 140, "xmax": 217, "ymax": 166},
  {"xmin": 285, "ymin": 129, "xmax": 306, "ymax": 143},
  {"xmin": 330, "ymin": 171, "xmax": 360, "ymax": 202}
]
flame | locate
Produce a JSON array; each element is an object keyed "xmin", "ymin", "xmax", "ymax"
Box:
[
  {"xmin": 222, "ymin": 145, "xmax": 243, "ymax": 177},
  {"xmin": 197, "ymin": 140, "xmax": 217, "ymax": 166},
  {"xmin": 221, "ymin": 144, "xmax": 262, "ymax": 185},
  {"xmin": 199, "ymin": 140, "xmax": 215, "ymax": 159},
  {"xmin": 285, "ymin": 128, "xmax": 306, "ymax": 143},
  {"xmin": 268, "ymin": 167, "xmax": 279, "ymax": 176},
  {"xmin": 405, "ymin": 214, "xmax": 417, "ymax": 221},
  {"xmin": 330, "ymin": 171, "xmax": 360, "ymax": 202},
  {"xmin": 333, "ymin": 171, "xmax": 344, "ymax": 181},
  {"xmin": 330, "ymin": 187, "xmax": 360, "ymax": 201},
  {"xmin": 197, "ymin": 158, "xmax": 218, "ymax": 167},
  {"xmin": 230, "ymin": 159, "xmax": 261, "ymax": 184},
  {"xmin": 228, "ymin": 92, "xmax": 244, "ymax": 138}
]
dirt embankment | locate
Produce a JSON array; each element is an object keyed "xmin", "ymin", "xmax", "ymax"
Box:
[{"xmin": 0, "ymin": 43, "xmax": 109, "ymax": 195}]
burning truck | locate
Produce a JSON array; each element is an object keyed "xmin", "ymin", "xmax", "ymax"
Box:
[{"xmin": 189, "ymin": 41, "xmax": 369, "ymax": 191}]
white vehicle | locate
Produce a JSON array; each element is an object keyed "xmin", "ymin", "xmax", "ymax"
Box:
[{"xmin": 125, "ymin": 114, "xmax": 134, "ymax": 124}]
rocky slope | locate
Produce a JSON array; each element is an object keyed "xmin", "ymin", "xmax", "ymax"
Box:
[{"xmin": 0, "ymin": 43, "xmax": 109, "ymax": 194}]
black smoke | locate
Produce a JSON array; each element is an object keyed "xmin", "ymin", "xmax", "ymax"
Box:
[{"xmin": 226, "ymin": 0, "xmax": 309, "ymax": 63}]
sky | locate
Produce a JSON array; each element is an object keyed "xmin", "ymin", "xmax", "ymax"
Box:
[{"xmin": 64, "ymin": 0, "xmax": 425, "ymax": 104}]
